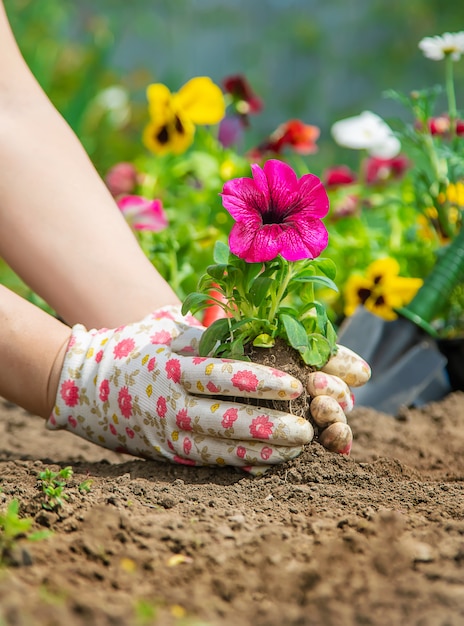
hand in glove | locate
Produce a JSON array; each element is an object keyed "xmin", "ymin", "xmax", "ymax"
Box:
[
  {"xmin": 307, "ymin": 346, "xmax": 371, "ymax": 454},
  {"xmin": 47, "ymin": 306, "xmax": 313, "ymax": 472}
]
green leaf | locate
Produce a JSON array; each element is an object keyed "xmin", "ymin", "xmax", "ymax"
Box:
[
  {"xmin": 206, "ymin": 264, "xmax": 228, "ymax": 280},
  {"xmin": 198, "ymin": 318, "xmax": 231, "ymax": 356},
  {"xmin": 280, "ymin": 314, "xmax": 310, "ymax": 352},
  {"xmin": 292, "ymin": 275, "xmax": 339, "ymax": 292},
  {"xmin": 181, "ymin": 292, "xmax": 211, "ymax": 316},
  {"xmin": 213, "ymin": 241, "xmax": 230, "ymax": 264},
  {"xmin": 313, "ymin": 257, "xmax": 337, "ymax": 280},
  {"xmin": 250, "ymin": 276, "xmax": 274, "ymax": 306},
  {"xmin": 252, "ymin": 334, "xmax": 275, "ymax": 348},
  {"xmin": 244, "ymin": 263, "xmax": 264, "ymax": 291}
]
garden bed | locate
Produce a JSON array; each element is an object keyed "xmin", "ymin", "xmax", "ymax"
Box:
[{"xmin": 0, "ymin": 392, "xmax": 463, "ymax": 626}]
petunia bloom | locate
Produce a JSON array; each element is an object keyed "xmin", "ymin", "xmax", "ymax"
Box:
[
  {"xmin": 331, "ymin": 111, "xmax": 401, "ymax": 159},
  {"xmin": 143, "ymin": 77, "xmax": 226, "ymax": 155},
  {"xmin": 222, "ymin": 74, "xmax": 263, "ymax": 116},
  {"xmin": 323, "ymin": 165, "xmax": 357, "ymax": 188},
  {"xmin": 344, "ymin": 258, "xmax": 423, "ymax": 321},
  {"xmin": 220, "ymin": 159, "xmax": 329, "ymax": 263},
  {"xmin": 249, "ymin": 119, "xmax": 320, "ymax": 159},
  {"xmin": 418, "ymin": 31, "xmax": 464, "ymax": 62},
  {"xmin": 117, "ymin": 195, "xmax": 168, "ymax": 232},
  {"xmin": 105, "ymin": 162, "xmax": 139, "ymax": 197}
]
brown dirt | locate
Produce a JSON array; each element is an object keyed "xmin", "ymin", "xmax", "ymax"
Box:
[{"xmin": 1, "ymin": 391, "xmax": 464, "ymax": 626}]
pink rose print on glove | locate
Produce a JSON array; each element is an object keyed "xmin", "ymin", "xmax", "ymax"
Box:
[
  {"xmin": 118, "ymin": 386, "xmax": 133, "ymax": 418},
  {"xmin": 60, "ymin": 380, "xmax": 79, "ymax": 407},
  {"xmin": 236, "ymin": 445, "xmax": 247, "ymax": 459},
  {"xmin": 176, "ymin": 408, "xmax": 192, "ymax": 431},
  {"xmin": 156, "ymin": 396, "xmax": 167, "ymax": 418},
  {"xmin": 150, "ymin": 330, "xmax": 173, "ymax": 345},
  {"xmin": 113, "ymin": 338, "xmax": 136, "ymax": 359},
  {"xmin": 166, "ymin": 358, "xmax": 181, "ymax": 383},
  {"xmin": 183, "ymin": 437, "xmax": 192, "ymax": 455},
  {"xmin": 206, "ymin": 380, "xmax": 220, "ymax": 393},
  {"xmin": 173, "ymin": 455, "xmax": 196, "ymax": 466},
  {"xmin": 147, "ymin": 357, "xmax": 156, "ymax": 372},
  {"xmin": 260, "ymin": 446, "xmax": 273, "ymax": 461},
  {"xmin": 110, "ymin": 424, "xmax": 117, "ymax": 436},
  {"xmin": 68, "ymin": 415, "xmax": 78, "ymax": 429},
  {"xmin": 192, "ymin": 357, "xmax": 207, "ymax": 364},
  {"xmin": 231, "ymin": 369, "xmax": 259, "ymax": 392},
  {"xmin": 250, "ymin": 415, "xmax": 274, "ymax": 439},
  {"xmin": 99, "ymin": 379, "xmax": 110, "ymax": 402},
  {"xmin": 221, "ymin": 408, "xmax": 238, "ymax": 429},
  {"xmin": 95, "ymin": 350, "xmax": 104, "ymax": 363},
  {"xmin": 126, "ymin": 427, "xmax": 135, "ymax": 439}
]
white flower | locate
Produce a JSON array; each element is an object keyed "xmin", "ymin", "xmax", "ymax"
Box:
[
  {"xmin": 418, "ymin": 31, "xmax": 464, "ymax": 61},
  {"xmin": 331, "ymin": 111, "xmax": 401, "ymax": 158}
]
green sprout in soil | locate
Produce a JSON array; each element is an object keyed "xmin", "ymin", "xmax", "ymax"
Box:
[
  {"xmin": 37, "ymin": 466, "xmax": 73, "ymax": 511},
  {"xmin": 0, "ymin": 498, "xmax": 51, "ymax": 565}
]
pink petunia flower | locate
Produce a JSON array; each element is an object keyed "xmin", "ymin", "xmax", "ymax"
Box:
[
  {"xmin": 60, "ymin": 380, "xmax": 80, "ymax": 407},
  {"xmin": 221, "ymin": 159, "xmax": 329, "ymax": 262},
  {"xmin": 105, "ymin": 162, "xmax": 139, "ymax": 197},
  {"xmin": 221, "ymin": 408, "xmax": 239, "ymax": 429},
  {"xmin": 249, "ymin": 415, "xmax": 274, "ymax": 439},
  {"xmin": 231, "ymin": 369, "xmax": 259, "ymax": 392},
  {"xmin": 118, "ymin": 386, "xmax": 133, "ymax": 418},
  {"xmin": 117, "ymin": 195, "xmax": 168, "ymax": 232},
  {"xmin": 323, "ymin": 165, "xmax": 357, "ymax": 188}
]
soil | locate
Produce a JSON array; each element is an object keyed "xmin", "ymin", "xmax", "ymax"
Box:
[{"xmin": 1, "ymin": 391, "xmax": 464, "ymax": 626}]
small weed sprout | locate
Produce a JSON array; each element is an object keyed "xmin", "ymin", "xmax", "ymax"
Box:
[
  {"xmin": 38, "ymin": 466, "xmax": 73, "ymax": 511},
  {"xmin": 0, "ymin": 499, "xmax": 51, "ymax": 565},
  {"xmin": 78, "ymin": 479, "xmax": 93, "ymax": 494}
]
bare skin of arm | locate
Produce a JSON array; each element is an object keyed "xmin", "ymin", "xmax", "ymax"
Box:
[{"xmin": 0, "ymin": 2, "xmax": 178, "ymax": 417}]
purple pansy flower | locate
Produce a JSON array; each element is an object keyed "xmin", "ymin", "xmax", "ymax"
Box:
[{"xmin": 220, "ymin": 159, "xmax": 329, "ymax": 263}]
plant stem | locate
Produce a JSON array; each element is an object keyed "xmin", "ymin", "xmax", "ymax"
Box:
[
  {"xmin": 267, "ymin": 257, "xmax": 293, "ymax": 323},
  {"xmin": 445, "ymin": 54, "xmax": 457, "ymax": 133}
]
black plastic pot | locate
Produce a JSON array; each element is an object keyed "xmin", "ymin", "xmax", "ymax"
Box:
[{"xmin": 437, "ymin": 337, "xmax": 464, "ymax": 391}]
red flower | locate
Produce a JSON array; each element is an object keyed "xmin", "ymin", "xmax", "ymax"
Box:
[
  {"xmin": 126, "ymin": 427, "xmax": 135, "ymax": 439},
  {"xmin": 231, "ymin": 370, "xmax": 259, "ymax": 392},
  {"xmin": 206, "ymin": 380, "xmax": 220, "ymax": 393},
  {"xmin": 113, "ymin": 338, "xmax": 135, "ymax": 359},
  {"xmin": 147, "ymin": 357, "xmax": 156, "ymax": 372},
  {"xmin": 118, "ymin": 386, "xmax": 133, "ymax": 419},
  {"xmin": 236, "ymin": 445, "xmax": 247, "ymax": 459},
  {"xmin": 68, "ymin": 416, "xmax": 77, "ymax": 429},
  {"xmin": 365, "ymin": 154, "xmax": 410, "ymax": 184},
  {"xmin": 260, "ymin": 446, "xmax": 273, "ymax": 461},
  {"xmin": 60, "ymin": 380, "xmax": 79, "ymax": 407},
  {"xmin": 176, "ymin": 408, "xmax": 192, "ymax": 431},
  {"xmin": 249, "ymin": 119, "xmax": 320, "ymax": 158},
  {"xmin": 249, "ymin": 415, "xmax": 274, "ymax": 439},
  {"xmin": 222, "ymin": 75, "xmax": 263, "ymax": 115},
  {"xmin": 221, "ymin": 408, "xmax": 238, "ymax": 429},
  {"xmin": 165, "ymin": 358, "xmax": 181, "ymax": 383},
  {"xmin": 109, "ymin": 423, "xmax": 117, "ymax": 436},
  {"xmin": 156, "ymin": 396, "xmax": 167, "ymax": 418},
  {"xmin": 99, "ymin": 379, "xmax": 110, "ymax": 402},
  {"xmin": 95, "ymin": 350, "xmax": 104, "ymax": 363},
  {"xmin": 323, "ymin": 165, "xmax": 357, "ymax": 188}
]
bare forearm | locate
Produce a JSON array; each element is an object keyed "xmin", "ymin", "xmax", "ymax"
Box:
[
  {"xmin": 0, "ymin": 285, "xmax": 71, "ymax": 418},
  {"xmin": 0, "ymin": 3, "xmax": 179, "ymax": 327}
]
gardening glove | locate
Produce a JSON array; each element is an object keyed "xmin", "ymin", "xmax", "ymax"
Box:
[
  {"xmin": 307, "ymin": 345, "xmax": 371, "ymax": 455},
  {"xmin": 173, "ymin": 311, "xmax": 371, "ymax": 457},
  {"xmin": 47, "ymin": 306, "xmax": 313, "ymax": 473}
]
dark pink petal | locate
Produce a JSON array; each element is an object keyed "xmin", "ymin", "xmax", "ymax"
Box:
[
  {"xmin": 296, "ymin": 175, "xmax": 330, "ymax": 218},
  {"xmin": 221, "ymin": 177, "xmax": 265, "ymax": 222},
  {"xmin": 229, "ymin": 222, "xmax": 281, "ymax": 262},
  {"xmin": 279, "ymin": 219, "xmax": 328, "ymax": 260}
]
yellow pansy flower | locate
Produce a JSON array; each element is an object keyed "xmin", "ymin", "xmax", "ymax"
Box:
[
  {"xmin": 344, "ymin": 258, "xmax": 423, "ymax": 321},
  {"xmin": 143, "ymin": 77, "xmax": 226, "ymax": 155}
]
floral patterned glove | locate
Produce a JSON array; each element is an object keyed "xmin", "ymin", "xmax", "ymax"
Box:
[
  {"xmin": 47, "ymin": 306, "xmax": 312, "ymax": 472},
  {"xmin": 307, "ymin": 345, "xmax": 371, "ymax": 454}
]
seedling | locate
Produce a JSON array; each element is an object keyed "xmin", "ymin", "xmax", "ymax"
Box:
[
  {"xmin": 78, "ymin": 478, "xmax": 93, "ymax": 494},
  {"xmin": 0, "ymin": 499, "xmax": 50, "ymax": 565},
  {"xmin": 38, "ymin": 466, "xmax": 73, "ymax": 511}
]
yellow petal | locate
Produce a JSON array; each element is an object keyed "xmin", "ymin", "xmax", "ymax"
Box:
[
  {"xmin": 366, "ymin": 257, "xmax": 400, "ymax": 283},
  {"xmin": 142, "ymin": 119, "xmax": 195, "ymax": 155},
  {"xmin": 174, "ymin": 77, "xmax": 225, "ymax": 125},
  {"xmin": 146, "ymin": 384, "xmax": 153, "ymax": 397},
  {"xmin": 146, "ymin": 83, "xmax": 173, "ymax": 123}
]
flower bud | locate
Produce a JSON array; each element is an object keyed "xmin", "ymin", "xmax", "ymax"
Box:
[{"xmin": 319, "ymin": 422, "xmax": 352, "ymax": 455}]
